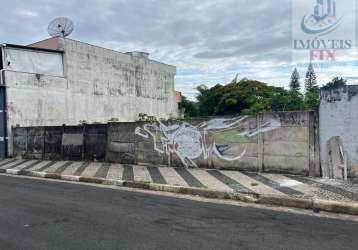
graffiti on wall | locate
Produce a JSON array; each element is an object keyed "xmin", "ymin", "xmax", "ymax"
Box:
[{"xmin": 135, "ymin": 116, "xmax": 281, "ymax": 168}]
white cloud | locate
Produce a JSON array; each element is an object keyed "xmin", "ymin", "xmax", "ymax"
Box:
[{"xmin": 16, "ymin": 9, "xmax": 39, "ymax": 17}]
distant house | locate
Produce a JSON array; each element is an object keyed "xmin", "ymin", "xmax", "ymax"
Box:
[
  {"xmin": 175, "ymin": 91, "xmax": 182, "ymax": 103},
  {"xmin": 0, "ymin": 37, "xmax": 179, "ymax": 157}
]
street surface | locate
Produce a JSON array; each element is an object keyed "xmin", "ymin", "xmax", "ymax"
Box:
[{"xmin": 0, "ymin": 175, "xmax": 357, "ymax": 250}]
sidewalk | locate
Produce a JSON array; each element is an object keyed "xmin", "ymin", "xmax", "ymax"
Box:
[{"xmin": 1, "ymin": 158, "xmax": 358, "ymax": 215}]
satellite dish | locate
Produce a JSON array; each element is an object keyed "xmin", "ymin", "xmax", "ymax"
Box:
[{"xmin": 48, "ymin": 17, "xmax": 74, "ymax": 38}]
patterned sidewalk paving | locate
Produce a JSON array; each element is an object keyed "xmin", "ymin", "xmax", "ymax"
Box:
[{"xmin": 1, "ymin": 158, "xmax": 358, "ymax": 203}]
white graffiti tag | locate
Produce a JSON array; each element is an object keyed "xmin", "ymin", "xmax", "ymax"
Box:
[{"xmin": 135, "ymin": 116, "xmax": 281, "ymax": 168}]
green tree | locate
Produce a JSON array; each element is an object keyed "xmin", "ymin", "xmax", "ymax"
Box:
[
  {"xmin": 214, "ymin": 79, "xmax": 270, "ymax": 115},
  {"xmin": 196, "ymin": 84, "xmax": 222, "ymax": 116},
  {"xmin": 305, "ymin": 63, "xmax": 317, "ymax": 91},
  {"xmin": 290, "ymin": 68, "xmax": 301, "ymax": 91},
  {"xmin": 194, "ymin": 77, "xmax": 306, "ymax": 116},
  {"xmin": 304, "ymin": 63, "xmax": 319, "ymax": 110},
  {"xmin": 321, "ymin": 77, "xmax": 347, "ymax": 90},
  {"xmin": 178, "ymin": 96, "xmax": 198, "ymax": 118},
  {"xmin": 287, "ymin": 90, "xmax": 305, "ymax": 111},
  {"xmin": 305, "ymin": 86, "xmax": 320, "ymax": 110}
]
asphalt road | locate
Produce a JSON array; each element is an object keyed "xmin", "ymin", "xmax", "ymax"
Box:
[{"xmin": 0, "ymin": 175, "xmax": 357, "ymax": 250}]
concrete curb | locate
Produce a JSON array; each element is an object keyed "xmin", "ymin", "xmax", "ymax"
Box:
[
  {"xmin": 256, "ymin": 194, "xmax": 314, "ymax": 210},
  {"xmin": 3, "ymin": 169, "xmax": 358, "ymax": 216},
  {"xmin": 313, "ymin": 199, "xmax": 358, "ymax": 215}
]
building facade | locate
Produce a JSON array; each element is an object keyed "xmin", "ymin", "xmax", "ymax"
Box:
[{"xmin": 0, "ymin": 38, "xmax": 178, "ymax": 156}]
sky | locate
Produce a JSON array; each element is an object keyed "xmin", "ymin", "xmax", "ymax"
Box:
[{"xmin": 1, "ymin": 0, "xmax": 357, "ymax": 100}]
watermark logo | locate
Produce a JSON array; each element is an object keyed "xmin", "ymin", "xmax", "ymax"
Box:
[
  {"xmin": 301, "ymin": 0, "xmax": 341, "ymax": 35},
  {"xmin": 292, "ymin": 0, "xmax": 356, "ymax": 64}
]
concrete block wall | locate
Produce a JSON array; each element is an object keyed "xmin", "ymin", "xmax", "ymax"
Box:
[
  {"xmin": 133, "ymin": 111, "xmax": 319, "ymax": 175},
  {"xmin": 13, "ymin": 125, "xmax": 107, "ymax": 162},
  {"xmin": 320, "ymin": 86, "xmax": 358, "ymax": 179},
  {"xmin": 261, "ymin": 112, "xmax": 315, "ymax": 175},
  {"xmin": 12, "ymin": 111, "xmax": 320, "ymax": 176},
  {"xmin": 106, "ymin": 123, "xmax": 137, "ymax": 164}
]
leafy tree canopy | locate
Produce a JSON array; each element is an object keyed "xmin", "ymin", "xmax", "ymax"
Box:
[
  {"xmin": 180, "ymin": 69, "xmax": 331, "ymax": 117},
  {"xmin": 321, "ymin": 77, "xmax": 347, "ymax": 90},
  {"xmin": 178, "ymin": 96, "xmax": 198, "ymax": 118},
  {"xmin": 181, "ymin": 78, "xmax": 306, "ymax": 117}
]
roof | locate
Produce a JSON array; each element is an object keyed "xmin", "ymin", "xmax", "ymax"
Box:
[
  {"xmin": 1, "ymin": 43, "xmax": 63, "ymax": 54},
  {"xmin": 30, "ymin": 37, "xmax": 61, "ymax": 51}
]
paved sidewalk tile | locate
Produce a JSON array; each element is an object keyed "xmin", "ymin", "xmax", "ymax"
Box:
[
  {"xmin": 241, "ymin": 172, "xmax": 303, "ymax": 196},
  {"xmin": 158, "ymin": 167, "xmax": 188, "ymax": 187},
  {"xmin": 10, "ymin": 160, "xmax": 41, "ymax": 170},
  {"xmin": 174, "ymin": 168, "xmax": 205, "ymax": 188},
  {"xmin": 62, "ymin": 162, "xmax": 86, "ymax": 176},
  {"xmin": 106, "ymin": 164, "xmax": 124, "ymax": 180},
  {"xmin": 260, "ymin": 173, "xmax": 314, "ymax": 198},
  {"xmin": 207, "ymin": 170, "xmax": 252, "ymax": 193},
  {"xmin": 27, "ymin": 161, "xmax": 54, "ymax": 171},
  {"xmin": 80, "ymin": 162, "xmax": 102, "ymax": 177},
  {"xmin": 73, "ymin": 162, "xmax": 91, "ymax": 176},
  {"xmin": 189, "ymin": 169, "xmax": 233, "ymax": 192},
  {"xmin": 0, "ymin": 158, "xmax": 17, "ymax": 167},
  {"xmin": 54, "ymin": 162, "xmax": 74, "ymax": 174},
  {"xmin": 0, "ymin": 159, "xmax": 29, "ymax": 169},
  {"xmin": 2, "ymin": 158, "xmax": 358, "ymax": 206},
  {"xmin": 287, "ymin": 175, "xmax": 358, "ymax": 202},
  {"xmin": 94, "ymin": 163, "xmax": 111, "ymax": 179},
  {"xmin": 36, "ymin": 161, "xmax": 58, "ymax": 172},
  {"xmin": 45, "ymin": 161, "xmax": 70, "ymax": 173},
  {"xmin": 122, "ymin": 165, "xmax": 134, "ymax": 181},
  {"xmin": 133, "ymin": 165, "xmax": 152, "ymax": 183},
  {"xmin": 147, "ymin": 166, "xmax": 166, "ymax": 184},
  {"xmin": 222, "ymin": 171, "xmax": 283, "ymax": 196},
  {"xmin": 316, "ymin": 178, "xmax": 358, "ymax": 197}
]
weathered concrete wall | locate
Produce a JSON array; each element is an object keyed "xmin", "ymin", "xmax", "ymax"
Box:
[
  {"xmin": 12, "ymin": 111, "xmax": 319, "ymax": 176},
  {"xmin": 3, "ymin": 39, "xmax": 178, "ymax": 155},
  {"xmin": 4, "ymin": 47, "xmax": 64, "ymax": 76},
  {"xmin": 133, "ymin": 111, "xmax": 319, "ymax": 175},
  {"xmin": 106, "ymin": 123, "xmax": 137, "ymax": 164},
  {"xmin": 62, "ymin": 38, "xmax": 178, "ymax": 122},
  {"xmin": 13, "ymin": 125, "xmax": 107, "ymax": 162},
  {"xmin": 320, "ymin": 86, "xmax": 358, "ymax": 179},
  {"xmin": 4, "ymin": 71, "xmax": 69, "ymax": 155},
  {"xmin": 5, "ymin": 71, "xmax": 69, "ymax": 126},
  {"xmin": 262, "ymin": 112, "xmax": 320, "ymax": 176}
]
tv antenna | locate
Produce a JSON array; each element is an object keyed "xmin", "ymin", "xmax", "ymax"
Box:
[{"xmin": 48, "ymin": 17, "xmax": 74, "ymax": 38}]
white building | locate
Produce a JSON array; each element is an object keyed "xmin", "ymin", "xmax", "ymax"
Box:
[{"xmin": 0, "ymin": 37, "xmax": 179, "ymax": 157}]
